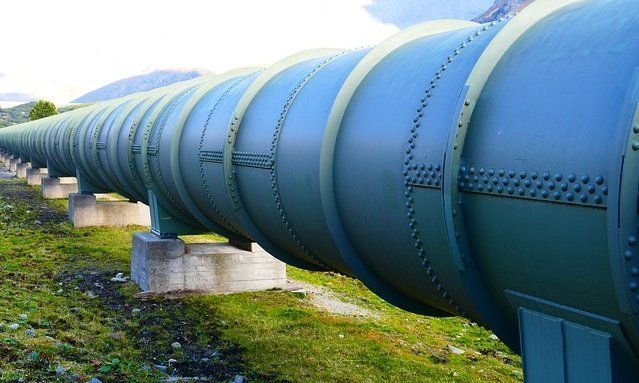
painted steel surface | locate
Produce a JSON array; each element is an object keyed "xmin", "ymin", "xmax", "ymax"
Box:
[{"xmin": 1, "ymin": 0, "xmax": 638, "ymax": 380}]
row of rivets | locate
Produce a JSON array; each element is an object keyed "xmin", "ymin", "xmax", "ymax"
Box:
[
  {"xmin": 232, "ymin": 151, "xmax": 273, "ymax": 169},
  {"xmin": 198, "ymin": 150, "xmax": 224, "ymax": 163},
  {"xmin": 268, "ymin": 52, "xmax": 351, "ymax": 270},
  {"xmin": 197, "ymin": 75, "xmax": 257, "ymax": 235},
  {"xmin": 403, "ymin": 22, "xmax": 505, "ymax": 317},
  {"xmin": 623, "ymin": 113, "xmax": 639, "ymax": 305},
  {"xmin": 457, "ymin": 166, "xmax": 607, "ymax": 207},
  {"xmin": 151, "ymin": 87, "xmax": 199, "ymax": 215},
  {"xmin": 406, "ymin": 163, "xmax": 442, "ymax": 188}
]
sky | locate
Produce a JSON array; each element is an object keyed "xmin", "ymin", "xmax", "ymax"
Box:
[{"xmin": 0, "ymin": 0, "xmax": 490, "ymax": 105}]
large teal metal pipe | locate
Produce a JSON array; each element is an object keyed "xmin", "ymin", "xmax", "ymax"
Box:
[{"xmin": 1, "ymin": 0, "xmax": 638, "ymax": 380}]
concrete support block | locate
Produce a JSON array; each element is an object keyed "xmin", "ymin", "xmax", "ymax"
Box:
[
  {"xmin": 41, "ymin": 177, "xmax": 78, "ymax": 199},
  {"xmin": 26, "ymin": 168, "xmax": 48, "ymax": 186},
  {"xmin": 9, "ymin": 158, "xmax": 20, "ymax": 172},
  {"xmin": 68, "ymin": 193, "xmax": 151, "ymax": 228},
  {"xmin": 131, "ymin": 232, "xmax": 287, "ymax": 294},
  {"xmin": 15, "ymin": 162, "xmax": 31, "ymax": 179}
]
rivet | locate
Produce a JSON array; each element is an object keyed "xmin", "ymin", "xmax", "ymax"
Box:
[
  {"xmin": 555, "ymin": 173, "xmax": 563, "ymax": 182},
  {"xmin": 553, "ymin": 191, "xmax": 561, "ymax": 200},
  {"xmin": 595, "ymin": 176, "xmax": 604, "ymax": 185},
  {"xmin": 594, "ymin": 195, "xmax": 603, "ymax": 204},
  {"xmin": 502, "ymin": 178, "xmax": 509, "ymax": 186},
  {"xmin": 602, "ymin": 186, "xmax": 608, "ymax": 196},
  {"xmin": 483, "ymin": 176, "xmax": 489, "ymax": 183},
  {"xmin": 574, "ymin": 184, "xmax": 582, "ymax": 192},
  {"xmin": 427, "ymin": 164, "xmax": 433, "ymax": 171},
  {"xmin": 536, "ymin": 181, "xmax": 544, "ymax": 189},
  {"xmin": 507, "ymin": 186, "xmax": 514, "ymax": 195},
  {"xmin": 588, "ymin": 185, "xmax": 596, "ymax": 194},
  {"xmin": 513, "ymin": 179, "xmax": 520, "ymax": 187},
  {"xmin": 518, "ymin": 188, "xmax": 525, "ymax": 196},
  {"xmin": 498, "ymin": 169, "xmax": 505, "ymax": 177},
  {"xmin": 543, "ymin": 172, "xmax": 550, "ymax": 181},
  {"xmin": 560, "ymin": 183, "xmax": 568, "ymax": 191},
  {"xmin": 519, "ymin": 171, "xmax": 527, "ymax": 179},
  {"xmin": 508, "ymin": 170, "xmax": 516, "ymax": 178},
  {"xmin": 633, "ymin": 141, "xmax": 639, "ymax": 151},
  {"xmin": 531, "ymin": 171, "xmax": 538, "ymax": 180},
  {"xmin": 435, "ymin": 165, "xmax": 441, "ymax": 171},
  {"xmin": 492, "ymin": 177, "xmax": 499, "ymax": 185},
  {"xmin": 566, "ymin": 193, "xmax": 574, "ymax": 201},
  {"xmin": 633, "ymin": 124, "xmax": 639, "ymax": 134},
  {"xmin": 529, "ymin": 189, "xmax": 537, "ymax": 197},
  {"xmin": 541, "ymin": 190, "xmax": 549, "ymax": 198},
  {"xmin": 579, "ymin": 194, "xmax": 588, "ymax": 203},
  {"xmin": 469, "ymin": 167, "xmax": 476, "ymax": 174},
  {"xmin": 632, "ymin": 267, "xmax": 639, "ymax": 277},
  {"xmin": 629, "ymin": 236, "xmax": 637, "ymax": 246},
  {"xmin": 568, "ymin": 174, "xmax": 576, "ymax": 182},
  {"xmin": 479, "ymin": 168, "xmax": 485, "ymax": 175},
  {"xmin": 488, "ymin": 169, "xmax": 495, "ymax": 176},
  {"xmin": 497, "ymin": 186, "xmax": 504, "ymax": 193},
  {"xmin": 487, "ymin": 185, "xmax": 494, "ymax": 192},
  {"xmin": 581, "ymin": 175, "xmax": 590, "ymax": 184},
  {"xmin": 548, "ymin": 182, "xmax": 555, "ymax": 190},
  {"xmin": 631, "ymin": 282, "xmax": 638, "ymax": 292}
]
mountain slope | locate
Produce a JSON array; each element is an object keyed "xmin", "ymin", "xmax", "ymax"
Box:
[
  {"xmin": 0, "ymin": 102, "xmax": 35, "ymax": 128},
  {"xmin": 365, "ymin": 0, "xmax": 493, "ymax": 28},
  {"xmin": 473, "ymin": 0, "xmax": 534, "ymax": 22},
  {"xmin": 72, "ymin": 69, "xmax": 210, "ymax": 103}
]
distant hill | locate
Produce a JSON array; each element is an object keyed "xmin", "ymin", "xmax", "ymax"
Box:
[
  {"xmin": 0, "ymin": 102, "xmax": 87, "ymax": 128},
  {"xmin": 473, "ymin": 0, "xmax": 534, "ymax": 22},
  {"xmin": 0, "ymin": 93, "xmax": 36, "ymax": 104},
  {"xmin": 365, "ymin": 0, "xmax": 493, "ymax": 28},
  {"xmin": 0, "ymin": 102, "xmax": 35, "ymax": 128},
  {"xmin": 72, "ymin": 69, "xmax": 210, "ymax": 103}
]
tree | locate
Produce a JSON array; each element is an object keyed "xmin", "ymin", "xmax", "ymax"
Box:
[{"xmin": 29, "ymin": 100, "xmax": 58, "ymax": 121}]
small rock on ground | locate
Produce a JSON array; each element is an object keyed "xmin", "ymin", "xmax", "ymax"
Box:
[{"xmin": 448, "ymin": 344, "xmax": 465, "ymax": 355}]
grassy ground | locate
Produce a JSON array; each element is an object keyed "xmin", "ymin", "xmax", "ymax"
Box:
[{"xmin": 0, "ymin": 178, "xmax": 522, "ymax": 382}]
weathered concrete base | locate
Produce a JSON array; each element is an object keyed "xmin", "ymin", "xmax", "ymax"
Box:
[
  {"xmin": 68, "ymin": 193, "xmax": 151, "ymax": 228},
  {"xmin": 131, "ymin": 232, "xmax": 287, "ymax": 294},
  {"xmin": 26, "ymin": 168, "xmax": 48, "ymax": 186},
  {"xmin": 15, "ymin": 162, "xmax": 31, "ymax": 179},
  {"xmin": 9, "ymin": 158, "xmax": 20, "ymax": 172},
  {"xmin": 41, "ymin": 177, "xmax": 78, "ymax": 199}
]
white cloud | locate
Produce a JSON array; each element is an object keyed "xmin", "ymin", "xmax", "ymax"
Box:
[{"xmin": 0, "ymin": 0, "xmax": 398, "ymax": 104}]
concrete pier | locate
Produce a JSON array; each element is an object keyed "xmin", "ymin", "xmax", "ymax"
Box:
[
  {"xmin": 41, "ymin": 177, "xmax": 78, "ymax": 199},
  {"xmin": 15, "ymin": 162, "xmax": 31, "ymax": 179},
  {"xmin": 8, "ymin": 158, "xmax": 20, "ymax": 172},
  {"xmin": 67, "ymin": 193, "xmax": 151, "ymax": 228},
  {"xmin": 26, "ymin": 168, "xmax": 48, "ymax": 186},
  {"xmin": 131, "ymin": 233, "xmax": 287, "ymax": 294}
]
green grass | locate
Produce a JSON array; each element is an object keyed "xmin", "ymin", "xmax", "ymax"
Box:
[{"xmin": 0, "ymin": 179, "xmax": 522, "ymax": 382}]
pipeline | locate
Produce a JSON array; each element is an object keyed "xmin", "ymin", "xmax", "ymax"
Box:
[{"xmin": 1, "ymin": 0, "xmax": 638, "ymax": 381}]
